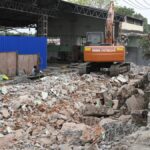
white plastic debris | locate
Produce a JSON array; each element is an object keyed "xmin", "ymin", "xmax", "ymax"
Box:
[
  {"xmin": 6, "ymin": 126, "xmax": 13, "ymax": 133},
  {"xmin": 0, "ymin": 133, "xmax": 4, "ymax": 138},
  {"xmin": 34, "ymin": 99, "xmax": 42, "ymax": 105},
  {"xmin": 1, "ymin": 87, "xmax": 8, "ymax": 95},
  {"xmin": 41, "ymin": 92, "xmax": 48, "ymax": 100}
]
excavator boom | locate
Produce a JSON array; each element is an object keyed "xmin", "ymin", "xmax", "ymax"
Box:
[{"xmin": 105, "ymin": 1, "xmax": 115, "ymax": 44}]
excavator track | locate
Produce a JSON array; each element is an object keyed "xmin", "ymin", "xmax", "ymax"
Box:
[
  {"xmin": 109, "ymin": 63, "xmax": 130, "ymax": 76},
  {"xmin": 79, "ymin": 63, "xmax": 91, "ymax": 75},
  {"xmin": 79, "ymin": 62, "xmax": 130, "ymax": 76}
]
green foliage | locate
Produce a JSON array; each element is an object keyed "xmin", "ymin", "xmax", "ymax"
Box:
[
  {"xmin": 140, "ymin": 36, "xmax": 150, "ymax": 55},
  {"xmin": 133, "ymin": 13, "xmax": 149, "ymax": 33},
  {"xmin": 115, "ymin": 6, "xmax": 134, "ymax": 16}
]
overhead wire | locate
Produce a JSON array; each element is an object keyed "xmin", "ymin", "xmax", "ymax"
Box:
[
  {"xmin": 122, "ymin": 0, "xmax": 148, "ymax": 9},
  {"xmin": 143, "ymin": 0, "xmax": 150, "ymax": 5},
  {"xmin": 135, "ymin": 0, "xmax": 150, "ymax": 9}
]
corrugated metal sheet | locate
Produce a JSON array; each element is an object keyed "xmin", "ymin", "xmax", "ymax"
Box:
[{"xmin": 0, "ymin": 36, "xmax": 47, "ymax": 70}]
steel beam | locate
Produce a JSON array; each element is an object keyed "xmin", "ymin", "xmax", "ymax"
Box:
[
  {"xmin": 0, "ymin": 0, "xmax": 56, "ymax": 17},
  {"xmin": 60, "ymin": 2, "xmax": 124, "ymax": 22}
]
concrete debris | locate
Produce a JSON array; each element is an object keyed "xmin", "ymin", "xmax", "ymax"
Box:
[
  {"xmin": 1, "ymin": 108, "xmax": 10, "ymax": 118},
  {"xmin": 117, "ymin": 74, "xmax": 129, "ymax": 84},
  {"xmin": 41, "ymin": 91, "xmax": 48, "ymax": 100},
  {"xmin": 60, "ymin": 122, "xmax": 100, "ymax": 144},
  {"xmin": 0, "ymin": 87, "xmax": 8, "ymax": 95},
  {"xmin": 0, "ymin": 134, "xmax": 4, "ymax": 138},
  {"xmin": 126, "ymin": 95, "xmax": 146, "ymax": 112},
  {"xmin": 131, "ymin": 110, "xmax": 148, "ymax": 125},
  {"xmin": 112, "ymin": 100, "xmax": 119, "ymax": 110},
  {"xmin": 148, "ymin": 71, "xmax": 150, "ymax": 81},
  {"xmin": 0, "ymin": 63, "xmax": 149, "ymax": 149},
  {"xmin": 82, "ymin": 105, "xmax": 115, "ymax": 117}
]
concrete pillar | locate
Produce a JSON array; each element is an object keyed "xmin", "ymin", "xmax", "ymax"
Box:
[{"xmin": 60, "ymin": 22, "xmax": 77, "ymax": 46}]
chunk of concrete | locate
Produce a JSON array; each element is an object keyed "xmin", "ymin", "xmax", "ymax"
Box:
[
  {"xmin": 1, "ymin": 108, "xmax": 10, "ymax": 118},
  {"xmin": 100, "ymin": 118, "xmax": 116, "ymax": 126},
  {"xmin": 14, "ymin": 129, "xmax": 25, "ymax": 139},
  {"xmin": 117, "ymin": 74, "xmax": 128, "ymax": 84},
  {"xmin": 59, "ymin": 144, "xmax": 72, "ymax": 150},
  {"xmin": 137, "ymin": 89, "xmax": 145, "ymax": 96},
  {"xmin": 61, "ymin": 122, "xmax": 103, "ymax": 144},
  {"xmin": 126, "ymin": 95, "xmax": 146, "ymax": 112},
  {"xmin": 112, "ymin": 100, "xmax": 119, "ymax": 110},
  {"xmin": 117, "ymin": 84, "xmax": 135, "ymax": 99},
  {"xmin": 131, "ymin": 110, "xmax": 148, "ymax": 126},
  {"xmin": 41, "ymin": 92, "xmax": 48, "ymax": 100},
  {"xmin": 82, "ymin": 105, "xmax": 114, "ymax": 117}
]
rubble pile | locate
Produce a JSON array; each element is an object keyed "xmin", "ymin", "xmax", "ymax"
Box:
[{"xmin": 0, "ymin": 64, "xmax": 149, "ymax": 149}]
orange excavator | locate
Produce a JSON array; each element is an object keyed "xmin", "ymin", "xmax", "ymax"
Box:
[{"xmin": 80, "ymin": 1, "xmax": 130, "ymax": 76}]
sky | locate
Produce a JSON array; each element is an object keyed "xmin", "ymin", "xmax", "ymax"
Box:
[{"xmin": 118, "ymin": 0, "xmax": 150, "ymax": 23}]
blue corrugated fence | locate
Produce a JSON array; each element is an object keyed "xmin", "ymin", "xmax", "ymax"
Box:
[{"xmin": 0, "ymin": 36, "xmax": 47, "ymax": 70}]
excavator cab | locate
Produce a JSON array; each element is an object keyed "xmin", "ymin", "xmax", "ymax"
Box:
[
  {"xmin": 86, "ymin": 32, "xmax": 112, "ymax": 46},
  {"xmin": 86, "ymin": 32, "xmax": 104, "ymax": 46}
]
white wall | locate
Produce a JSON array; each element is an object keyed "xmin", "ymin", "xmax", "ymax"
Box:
[{"xmin": 121, "ymin": 22, "xmax": 143, "ymax": 32}]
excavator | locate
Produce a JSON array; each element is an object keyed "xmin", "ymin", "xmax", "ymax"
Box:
[{"xmin": 79, "ymin": 1, "xmax": 130, "ymax": 76}]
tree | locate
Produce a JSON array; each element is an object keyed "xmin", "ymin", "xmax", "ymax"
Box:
[
  {"xmin": 115, "ymin": 6, "xmax": 135, "ymax": 16},
  {"xmin": 65, "ymin": 0, "xmax": 117, "ymax": 8},
  {"xmin": 115, "ymin": 6, "xmax": 150, "ymax": 33},
  {"xmin": 140, "ymin": 35, "xmax": 150, "ymax": 55}
]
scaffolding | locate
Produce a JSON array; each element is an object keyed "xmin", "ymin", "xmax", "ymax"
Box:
[{"xmin": 37, "ymin": 15, "xmax": 48, "ymax": 37}]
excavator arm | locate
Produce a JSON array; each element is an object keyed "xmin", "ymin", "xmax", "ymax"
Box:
[{"xmin": 105, "ymin": 1, "xmax": 115, "ymax": 44}]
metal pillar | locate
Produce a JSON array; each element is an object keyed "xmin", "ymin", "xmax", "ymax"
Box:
[{"xmin": 37, "ymin": 15, "xmax": 48, "ymax": 37}]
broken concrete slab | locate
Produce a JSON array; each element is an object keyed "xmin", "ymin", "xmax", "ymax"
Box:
[
  {"xmin": 82, "ymin": 105, "xmax": 115, "ymax": 117},
  {"xmin": 118, "ymin": 115, "xmax": 131, "ymax": 122},
  {"xmin": 61, "ymin": 122, "xmax": 103, "ymax": 144},
  {"xmin": 117, "ymin": 84, "xmax": 135, "ymax": 99},
  {"xmin": 61, "ymin": 122, "xmax": 90, "ymax": 144},
  {"xmin": 126, "ymin": 95, "xmax": 146, "ymax": 112}
]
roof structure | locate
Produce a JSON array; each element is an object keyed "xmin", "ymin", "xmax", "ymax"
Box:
[
  {"xmin": 0, "ymin": 0, "xmax": 124, "ymax": 27},
  {"xmin": 60, "ymin": 1, "xmax": 124, "ymax": 22}
]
